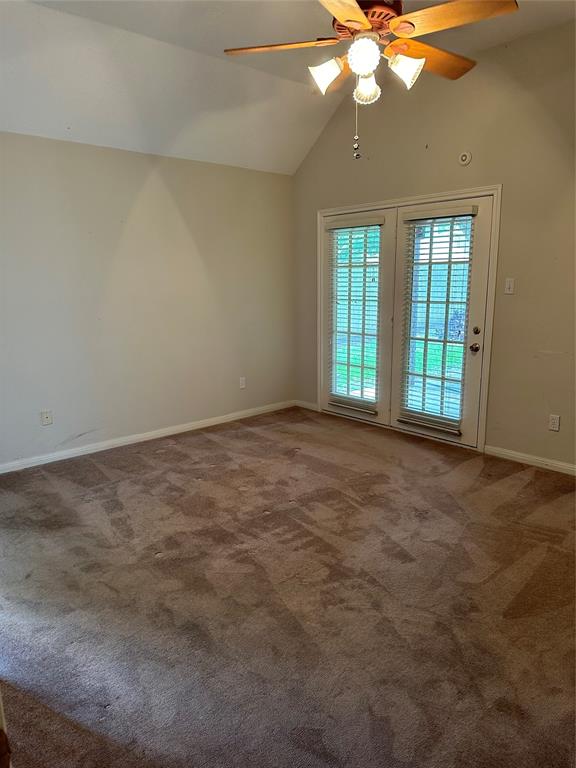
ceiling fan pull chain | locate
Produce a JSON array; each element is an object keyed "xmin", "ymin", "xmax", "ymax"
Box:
[{"xmin": 353, "ymin": 99, "xmax": 361, "ymax": 160}]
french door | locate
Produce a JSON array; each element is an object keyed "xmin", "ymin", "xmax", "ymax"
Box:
[
  {"xmin": 319, "ymin": 193, "xmax": 495, "ymax": 448},
  {"xmin": 320, "ymin": 210, "xmax": 397, "ymax": 427}
]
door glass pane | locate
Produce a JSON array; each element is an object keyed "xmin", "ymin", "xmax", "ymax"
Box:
[
  {"xmin": 331, "ymin": 225, "xmax": 380, "ymax": 402},
  {"xmin": 449, "ymin": 263, "xmax": 469, "ymax": 301},
  {"xmin": 364, "ymin": 336, "xmax": 377, "ymax": 368},
  {"xmin": 411, "ymin": 303, "xmax": 427, "ymax": 338},
  {"xmin": 402, "ymin": 215, "xmax": 473, "ymax": 424},
  {"xmin": 363, "ymin": 368, "xmax": 377, "ymax": 401},
  {"xmin": 430, "ymin": 264, "xmax": 448, "ymax": 301},
  {"xmin": 425, "ymin": 341, "xmax": 443, "ymax": 377},
  {"xmin": 412, "ymin": 264, "xmax": 429, "ymax": 299},
  {"xmin": 444, "ymin": 381, "xmax": 462, "ymax": 418},
  {"xmin": 409, "ymin": 339, "xmax": 424, "ymax": 374},
  {"xmin": 407, "ymin": 374, "xmax": 423, "ymax": 410},
  {"xmin": 447, "ymin": 303, "xmax": 467, "ymax": 341},
  {"xmin": 428, "ymin": 304, "xmax": 446, "ymax": 340},
  {"xmin": 445, "ymin": 343, "xmax": 464, "ymax": 380},
  {"xmin": 335, "ymin": 333, "xmax": 348, "ymax": 363},
  {"xmin": 424, "ymin": 377, "xmax": 442, "ymax": 414}
]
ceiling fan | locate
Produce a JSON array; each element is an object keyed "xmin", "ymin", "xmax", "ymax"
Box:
[{"xmin": 224, "ymin": 1, "xmax": 519, "ymax": 104}]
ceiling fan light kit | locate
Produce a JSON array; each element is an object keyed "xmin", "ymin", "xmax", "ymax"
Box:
[
  {"xmin": 347, "ymin": 32, "xmax": 382, "ymax": 75},
  {"xmin": 387, "ymin": 52, "xmax": 426, "ymax": 89},
  {"xmin": 353, "ymin": 73, "xmax": 382, "ymax": 105},
  {"xmin": 225, "ymin": 0, "xmax": 519, "ymax": 151},
  {"xmin": 308, "ymin": 57, "xmax": 345, "ymax": 94}
]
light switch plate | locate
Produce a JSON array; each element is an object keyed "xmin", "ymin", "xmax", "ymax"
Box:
[{"xmin": 504, "ymin": 277, "xmax": 515, "ymax": 295}]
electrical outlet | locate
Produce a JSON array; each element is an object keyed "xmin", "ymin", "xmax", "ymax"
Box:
[
  {"xmin": 40, "ymin": 409, "xmax": 53, "ymax": 426},
  {"xmin": 504, "ymin": 277, "xmax": 515, "ymax": 295},
  {"xmin": 239, "ymin": 377, "xmax": 246, "ymax": 390},
  {"xmin": 548, "ymin": 414, "xmax": 561, "ymax": 432}
]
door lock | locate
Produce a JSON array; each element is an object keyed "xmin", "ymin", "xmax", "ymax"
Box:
[
  {"xmin": 472, "ymin": 326, "xmax": 481, "ymax": 335},
  {"xmin": 469, "ymin": 343, "xmax": 480, "ymax": 353}
]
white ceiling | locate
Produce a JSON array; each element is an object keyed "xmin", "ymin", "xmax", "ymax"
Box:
[
  {"xmin": 2, "ymin": 1, "xmax": 574, "ymax": 174},
  {"xmin": 41, "ymin": 0, "xmax": 576, "ymax": 83}
]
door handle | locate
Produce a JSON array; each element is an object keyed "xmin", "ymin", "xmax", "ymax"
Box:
[{"xmin": 469, "ymin": 343, "xmax": 480, "ymax": 353}]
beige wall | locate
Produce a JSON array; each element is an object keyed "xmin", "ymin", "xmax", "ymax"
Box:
[
  {"xmin": 294, "ymin": 22, "xmax": 575, "ymax": 466},
  {"xmin": 1, "ymin": 21, "xmax": 574, "ymax": 470},
  {"xmin": 0, "ymin": 133, "xmax": 295, "ymax": 465}
]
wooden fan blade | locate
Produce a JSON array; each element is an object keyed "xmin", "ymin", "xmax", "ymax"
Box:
[
  {"xmin": 390, "ymin": 0, "xmax": 519, "ymax": 39},
  {"xmin": 225, "ymin": 38, "xmax": 340, "ymax": 55},
  {"xmin": 385, "ymin": 39, "xmax": 475, "ymax": 79},
  {"xmin": 317, "ymin": 0, "xmax": 372, "ymax": 31}
]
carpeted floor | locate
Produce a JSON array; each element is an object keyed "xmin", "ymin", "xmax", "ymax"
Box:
[{"xmin": 0, "ymin": 407, "xmax": 574, "ymax": 768}]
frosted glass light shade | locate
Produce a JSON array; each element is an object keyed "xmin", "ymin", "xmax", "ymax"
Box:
[
  {"xmin": 308, "ymin": 57, "xmax": 343, "ymax": 94},
  {"xmin": 353, "ymin": 74, "xmax": 381, "ymax": 105},
  {"xmin": 388, "ymin": 53, "xmax": 425, "ymax": 89},
  {"xmin": 347, "ymin": 33, "xmax": 381, "ymax": 76}
]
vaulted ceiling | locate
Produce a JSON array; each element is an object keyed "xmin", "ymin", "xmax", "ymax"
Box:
[{"xmin": 2, "ymin": 1, "xmax": 574, "ymax": 174}]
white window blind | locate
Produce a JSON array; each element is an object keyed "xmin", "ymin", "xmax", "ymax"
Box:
[
  {"xmin": 399, "ymin": 214, "xmax": 475, "ymax": 433},
  {"xmin": 328, "ymin": 223, "xmax": 381, "ymax": 409}
]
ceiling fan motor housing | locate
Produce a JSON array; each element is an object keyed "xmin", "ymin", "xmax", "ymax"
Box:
[{"xmin": 332, "ymin": 1, "xmax": 403, "ymax": 41}]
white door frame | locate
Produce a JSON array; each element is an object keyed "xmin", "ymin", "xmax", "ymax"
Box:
[{"xmin": 317, "ymin": 185, "xmax": 502, "ymax": 451}]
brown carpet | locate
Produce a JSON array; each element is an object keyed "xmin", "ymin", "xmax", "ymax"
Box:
[{"xmin": 0, "ymin": 407, "xmax": 574, "ymax": 767}]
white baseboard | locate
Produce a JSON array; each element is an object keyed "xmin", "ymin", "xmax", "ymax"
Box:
[
  {"xmin": 484, "ymin": 445, "xmax": 576, "ymax": 476},
  {"xmin": 292, "ymin": 400, "xmax": 319, "ymax": 411},
  {"xmin": 0, "ymin": 400, "xmax": 304, "ymax": 475},
  {"xmin": 304, "ymin": 407, "xmax": 573, "ymax": 476},
  {"xmin": 5, "ymin": 405, "xmax": 570, "ymax": 478}
]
